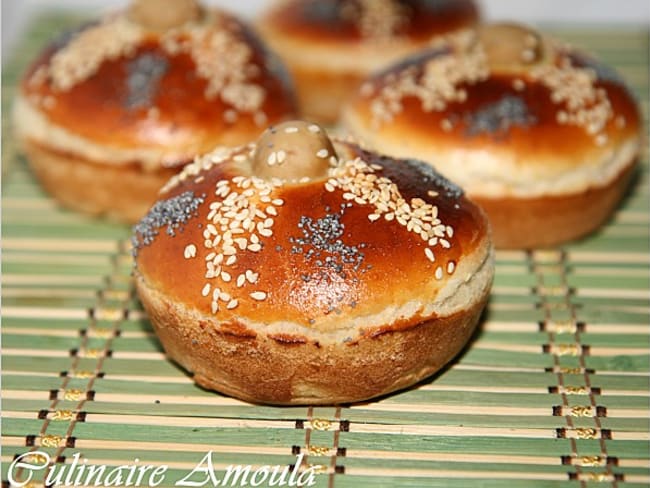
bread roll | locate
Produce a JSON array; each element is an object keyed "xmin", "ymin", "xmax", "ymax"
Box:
[
  {"xmin": 133, "ymin": 121, "xmax": 493, "ymax": 405},
  {"xmin": 343, "ymin": 23, "xmax": 642, "ymax": 248},
  {"xmin": 257, "ymin": 0, "xmax": 479, "ymax": 123},
  {"xmin": 14, "ymin": 0, "xmax": 297, "ymax": 223}
]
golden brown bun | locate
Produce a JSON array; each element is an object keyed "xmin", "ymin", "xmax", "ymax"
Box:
[
  {"xmin": 257, "ymin": 0, "xmax": 479, "ymax": 123},
  {"xmin": 343, "ymin": 23, "xmax": 643, "ymax": 248},
  {"xmin": 133, "ymin": 121, "xmax": 494, "ymax": 404},
  {"xmin": 14, "ymin": 2, "xmax": 297, "ymax": 223}
]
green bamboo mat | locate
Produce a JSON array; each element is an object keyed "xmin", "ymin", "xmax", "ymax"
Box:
[{"xmin": 2, "ymin": 13, "xmax": 649, "ymax": 488}]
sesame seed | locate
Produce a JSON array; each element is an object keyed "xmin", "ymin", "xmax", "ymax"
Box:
[
  {"xmin": 267, "ymin": 152, "xmax": 277, "ymax": 166},
  {"xmin": 237, "ymin": 274, "xmax": 246, "ymax": 287},
  {"xmin": 184, "ymin": 244, "xmax": 197, "ymax": 259},
  {"xmin": 447, "ymin": 261, "xmax": 456, "ymax": 274},
  {"xmin": 227, "ymin": 299, "xmax": 239, "ymax": 309},
  {"xmin": 250, "ymin": 291, "xmax": 267, "ymax": 301},
  {"xmin": 221, "ymin": 271, "xmax": 232, "ymax": 282},
  {"xmin": 368, "ymin": 213, "xmax": 380, "ymax": 222},
  {"xmin": 201, "ymin": 283, "xmax": 211, "ymax": 297},
  {"xmin": 277, "ymin": 150, "xmax": 287, "ymax": 164},
  {"xmin": 308, "ymin": 124, "xmax": 321, "ymax": 133},
  {"xmin": 248, "ymin": 243, "xmax": 262, "ymax": 252},
  {"xmin": 435, "ymin": 267, "xmax": 444, "ymax": 280},
  {"xmin": 440, "ymin": 119, "xmax": 453, "ymax": 132},
  {"xmin": 512, "ymin": 79, "xmax": 526, "ymax": 91},
  {"xmin": 226, "ymin": 255, "xmax": 237, "ymax": 266},
  {"xmin": 316, "ymin": 149, "xmax": 329, "ymax": 158},
  {"xmin": 259, "ymin": 228, "xmax": 273, "ymax": 237},
  {"xmin": 211, "ymin": 301, "xmax": 219, "ymax": 313},
  {"xmin": 425, "ymin": 248, "xmax": 435, "ymax": 262},
  {"xmin": 246, "ymin": 270, "xmax": 259, "ymax": 283},
  {"xmin": 595, "ymin": 134, "xmax": 608, "ymax": 146},
  {"xmin": 284, "ymin": 126, "xmax": 299, "ymax": 133}
]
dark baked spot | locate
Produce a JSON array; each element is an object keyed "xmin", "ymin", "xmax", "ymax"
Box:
[
  {"xmin": 132, "ymin": 191, "xmax": 205, "ymax": 255},
  {"xmin": 402, "ymin": 158, "xmax": 463, "ymax": 199},
  {"xmin": 268, "ymin": 333, "xmax": 309, "ymax": 345},
  {"xmin": 125, "ymin": 52, "xmax": 169, "ymax": 109},
  {"xmin": 418, "ymin": 0, "xmax": 459, "ymax": 12},
  {"xmin": 301, "ymin": 0, "xmax": 344, "ymax": 24},
  {"xmin": 463, "ymin": 95, "xmax": 537, "ymax": 138}
]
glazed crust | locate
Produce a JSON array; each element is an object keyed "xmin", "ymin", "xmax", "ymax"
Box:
[
  {"xmin": 257, "ymin": 0, "xmax": 479, "ymax": 122},
  {"xmin": 133, "ymin": 133, "xmax": 493, "ymax": 404},
  {"xmin": 344, "ymin": 56, "xmax": 641, "ymax": 177},
  {"xmin": 259, "ymin": 0, "xmax": 479, "ymax": 44},
  {"xmin": 342, "ymin": 25, "xmax": 643, "ymax": 248},
  {"xmin": 134, "ymin": 141, "xmax": 490, "ymax": 326},
  {"xmin": 20, "ymin": 12, "xmax": 296, "ymax": 156},
  {"xmin": 15, "ymin": 7, "xmax": 297, "ymax": 222}
]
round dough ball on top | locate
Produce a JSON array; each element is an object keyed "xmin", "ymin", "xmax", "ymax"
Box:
[
  {"xmin": 257, "ymin": 0, "xmax": 480, "ymax": 123},
  {"xmin": 14, "ymin": 0, "xmax": 297, "ymax": 223},
  {"xmin": 132, "ymin": 121, "xmax": 494, "ymax": 405},
  {"xmin": 343, "ymin": 23, "xmax": 643, "ymax": 248}
]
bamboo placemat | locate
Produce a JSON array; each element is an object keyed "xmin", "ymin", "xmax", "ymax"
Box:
[{"xmin": 2, "ymin": 13, "xmax": 649, "ymax": 488}]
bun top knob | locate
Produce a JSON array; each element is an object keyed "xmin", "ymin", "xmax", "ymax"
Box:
[
  {"xmin": 128, "ymin": 0, "xmax": 202, "ymax": 30},
  {"xmin": 477, "ymin": 22, "xmax": 550, "ymax": 72},
  {"xmin": 252, "ymin": 121, "xmax": 336, "ymax": 181}
]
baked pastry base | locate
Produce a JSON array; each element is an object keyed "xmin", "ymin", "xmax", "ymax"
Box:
[
  {"xmin": 475, "ymin": 161, "xmax": 637, "ymax": 249},
  {"xmin": 136, "ymin": 272, "xmax": 489, "ymax": 405},
  {"xmin": 24, "ymin": 139, "xmax": 178, "ymax": 224}
]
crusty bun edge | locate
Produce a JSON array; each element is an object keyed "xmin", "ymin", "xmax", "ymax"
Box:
[
  {"xmin": 343, "ymin": 107, "xmax": 641, "ymax": 198},
  {"xmin": 135, "ymin": 238, "xmax": 493, "ymax": 346}
]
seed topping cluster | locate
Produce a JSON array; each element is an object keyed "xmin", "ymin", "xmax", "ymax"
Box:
[
  {"xmin": 365, "ymin": 39, "xmax": 488, "ymax": 127},
  {"xmin": 44, "ymin": 16, "xmax": 144, "ymax": 92},
  {"xmin": 361, "ymin": 30, "xmax": 620, "ymax": 147},
  {"xmin": 290, "ymin": 207, "xmax": 367, "ymax": 280},
  {"xmin": 161, "ymin": 144, "xmax": 254, "ymax": 194},
  {"xmin": 341, "ymin": 0, "xmax": 410, "ymax": 41},
  {"xmin": 198, "ymin": 174, "xmax": 284, "ymax": 314},
  {"xmin": 532, "ymin": 56, "xmax": 614, "ymax": 146},
  {"xmin": 132, "ymin": 191, "xmax": 205, "ymax": 255},
  {"xmin": 31, "ymin": 11, "xmax": 269, "ymax": 120},
  {"xmin": 325, "ymin": 156, "xmax": 456, "ymax": 279},
  {"xmin": 162, "ymin": 17, "xmax": 267, "ymax": 117}
]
